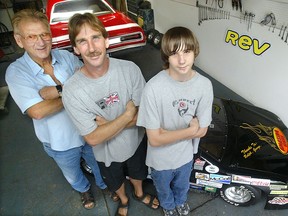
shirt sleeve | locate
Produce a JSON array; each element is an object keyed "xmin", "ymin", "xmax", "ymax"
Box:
[
  {"xmin": 5, "ymin": 64, "xmax": 43, "ymax": 113},
  {"xmin": 137, "ymin": 83, "xmax": 161, "ymax": 129},
  {"xmin": 129, "ymin": 63, "xmax": 146, "ymax": 106}
]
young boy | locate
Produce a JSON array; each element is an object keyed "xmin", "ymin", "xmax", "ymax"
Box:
[{"xmin": 137, "ymin": 26, "xmax": 213, "ymax": 216}]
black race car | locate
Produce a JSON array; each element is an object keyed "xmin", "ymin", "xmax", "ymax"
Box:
[
  {"xmin": 81, "ymin": 97, "xmax": 288, "ymax": 210},
  {"xmin": 190, "ymin": 97, "xmax": 288, "ymax": 210}
]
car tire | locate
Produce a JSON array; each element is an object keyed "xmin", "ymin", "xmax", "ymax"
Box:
[
  {"xmin": 147, "ymin": 29, "xmax": 159, "ymax": 44},
  {"xmin": 219, "ymin": 184, "xmax": 262, "ymax": 206},
  {"xmin": 153, "ymin": 33, "xmax": 163, "ymax": 49}
]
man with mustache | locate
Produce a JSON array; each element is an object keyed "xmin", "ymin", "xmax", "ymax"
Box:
[
  {"xmin": 5, "ymin": 9, "xmax": 107, "ymax": 210},
  {"xmin": 62, "ymin": 13, "xmax": 159, "ymax": 216}
]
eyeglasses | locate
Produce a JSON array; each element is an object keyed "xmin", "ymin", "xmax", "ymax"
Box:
[{"xmin": 18, "ymin": 32, "xmax": 52, "ymax": 43}]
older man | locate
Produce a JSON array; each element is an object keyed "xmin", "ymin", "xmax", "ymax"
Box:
[{"xmin": 5, "ymin": 9, "xmax": 107, "ymax": 210}]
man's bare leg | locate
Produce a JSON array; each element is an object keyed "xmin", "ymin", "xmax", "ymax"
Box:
[
  {"xmin": 115, "ymin": 183, "xmax": 129, "ymax": 216},
  {"xmin": 130, "ymin": 178, "xmax": 143, "ymax": 197}
]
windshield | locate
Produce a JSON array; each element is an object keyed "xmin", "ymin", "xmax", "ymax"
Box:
[
  {"xmin": 200, "ymin": 97, "xmax": 228, "ymax": 160},
  {"xmin": 50, "ymin": 0, "xmax": 113, "ymax": 23}
]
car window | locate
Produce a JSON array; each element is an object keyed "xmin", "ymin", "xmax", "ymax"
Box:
[
  {"xmin": 50, "ymin": 0, "xmax": 113, "ymax": 23},
  {"xmin": 200, "ymin": 98, "xmax": 228, "ymax": 160}
]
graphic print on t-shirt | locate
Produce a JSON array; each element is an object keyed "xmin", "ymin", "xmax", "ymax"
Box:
[
  {"xmin": 172, "ymin": 98, "xmax": 196, "ymax": 117},
  {"xmin": 96, "ymin": 92, "xmax": 120, "ymax": 110}
]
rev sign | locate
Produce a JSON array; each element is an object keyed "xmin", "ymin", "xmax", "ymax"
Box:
[{"xmin": 225, "ymin": 30, "xmax": 271, "ymax": 56}]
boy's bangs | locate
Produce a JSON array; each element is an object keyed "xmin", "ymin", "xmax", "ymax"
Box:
[{"xmin": 169, "ymin": 38, "xmax": 194, "ymax": 54}]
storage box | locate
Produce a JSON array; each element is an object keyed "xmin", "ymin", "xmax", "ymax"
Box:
[{"xmin": 137, "ymin": 9, "xmax": 154, "ymax": 32}]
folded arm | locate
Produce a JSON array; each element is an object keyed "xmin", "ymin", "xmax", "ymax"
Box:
[
  {"xmin": 84, "ymin": 100, "xmax": 137, "ymax": 146},
  {"xmin": 39, "ymin": 85, "xmax": 62, "ymax": 100},
  {"xmin": 146, "ymin": 117, "xmax": 208, "ymax": 147},
  {"xmin": 26, "ymin": 98, "xmax": 63, "ymax": 120},
  {"xmin": 26, "ymin": 85, "xmax": 64, "ymax": 119}
]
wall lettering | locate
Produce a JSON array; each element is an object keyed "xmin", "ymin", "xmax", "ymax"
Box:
[{"xmin": 225, "ymin": 30, "xmax": 271, "ymax": 56}]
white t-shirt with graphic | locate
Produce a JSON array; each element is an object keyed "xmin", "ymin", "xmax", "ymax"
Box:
[
  {"xmin": 137, "ymin": 70, "xmax": 213, "ymax": 170},
  {"xmin": 63, "ymin": 58, "xmax": 146, "ymax": 166}
]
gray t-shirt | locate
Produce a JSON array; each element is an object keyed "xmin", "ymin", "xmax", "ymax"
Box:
[
  {"xmin": 63, "ymin": 58, "xmax": 146, "ymax": 166},
  {"xmin": 137, "ymin": 70, "xmax": 213, "ymax": 170}
]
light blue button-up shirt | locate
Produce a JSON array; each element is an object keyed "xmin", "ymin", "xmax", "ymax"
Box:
[{"xmin": 6, "ymin": 49, "xmax": 84, "ymax": 151}]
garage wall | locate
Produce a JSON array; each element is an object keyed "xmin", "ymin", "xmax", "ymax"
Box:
[{"xmin": 149, "ymin": 0, "xmax": 288, "ymax": 127}]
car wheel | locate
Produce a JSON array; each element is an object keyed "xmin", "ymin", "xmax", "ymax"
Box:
[
  {"xmin": 153, "ymin": 33, "xmax": 163, "ymax": 49},
  {"xmin": 147, "ymin": 29, "xmax": 159, "ymax": 44},
  {"xmin": 220, "ymin": 184, "xmax": 261, "ymax": 206},
  {"xmin": 80, "ymin": 158, "xmax": 93, "ymax": 176}
]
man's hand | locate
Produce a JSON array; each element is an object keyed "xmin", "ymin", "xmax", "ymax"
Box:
[
  {"xmin": 189, "ymin": 117, "xmax": 200, "ymax": 135},
  {"xmin": 39, "ymin": 86, "xmax": 59, "ymax": 100},
  {"xmin": 125, "ymin": 100, "xmax": 137, "ymax": 121}
]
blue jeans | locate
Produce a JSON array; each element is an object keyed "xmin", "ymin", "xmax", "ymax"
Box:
[
  {"xmin": 43, "ymin": 143, "xmax": 106, "ymax": 192},
  {"xmin": 151, "ymin": 161, "xmax": 193, "ymax": 210}
]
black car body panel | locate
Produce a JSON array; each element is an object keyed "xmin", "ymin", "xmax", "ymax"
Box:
[{"xmin": 191, "ymin": 97, "xmax": 288, "ymax": 209}]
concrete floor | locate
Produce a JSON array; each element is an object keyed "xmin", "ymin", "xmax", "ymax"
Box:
[{"xmin": 0, "ymin": 43, "xmax": 287, "ymax": 216}]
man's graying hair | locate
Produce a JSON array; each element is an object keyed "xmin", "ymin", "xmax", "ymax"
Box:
[{"xmin": 12, "ymin": 9, "xmax": 50, "ymax": 34}]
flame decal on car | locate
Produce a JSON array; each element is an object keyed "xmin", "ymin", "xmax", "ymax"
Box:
[
  {"xmin": 273, "ymin": 128, "xmax": 288, "ymax": 155},
  {"xmin": 240, "ymin": 123, "xmax": 288, "ymax": 155}
]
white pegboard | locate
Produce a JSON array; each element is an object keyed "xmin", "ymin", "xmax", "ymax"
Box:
[
  {"xmin": 171, "ymin": 0, "xmax": 288, "ymax": 30},
  {"xmin": 228, "ymin": 0, "xmax": 288, "ymax": 31}
]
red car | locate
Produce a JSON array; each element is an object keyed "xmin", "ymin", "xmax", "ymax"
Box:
[{"xmin": 45, "ymin": 0, "xmax": 146, "ymax": 52}]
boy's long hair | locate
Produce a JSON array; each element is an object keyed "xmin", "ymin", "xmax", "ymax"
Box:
[{"xmin": 161, "ymin": 26, "xmax": 200, "ymax": 69}]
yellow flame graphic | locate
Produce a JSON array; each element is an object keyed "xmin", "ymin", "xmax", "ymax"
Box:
[{"xmin": 240, "ymin": 123, "xmax": 285, "ymax": 154}]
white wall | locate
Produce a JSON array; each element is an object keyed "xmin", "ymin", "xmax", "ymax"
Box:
[{"xmin": 149, "ymin": 0, "xmax": 288, "ymax": 127}]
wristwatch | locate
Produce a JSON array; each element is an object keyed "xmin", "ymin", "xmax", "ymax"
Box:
[{"xmin": 55, "ymin": 85, "xmax": 62, "ymax": 97}]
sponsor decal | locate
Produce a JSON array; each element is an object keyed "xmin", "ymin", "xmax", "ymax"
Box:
[
  {"xmin": 195, "ymin": 172, "xmax": 209, "ymax": 180},
  {"xmin": 210, "ymin": 174, "xmax": 232, "ymax": 184},
  {"xmin": 213, "ymin": 104, "xmax": 221, "ymax": 114},
  {"xmin": 270, "ymin": 184, "xmax": 288, "ymax": 190},
  {"xmin": 193, "ymin": 158, "xmax": 205, "ymax": 171},
  {"xmin": 205, "ymin": 186, "xmax": 217, "ymax": 193},
  {"xmin": 205, "ymin": 165, "xmax": 219, "ymax": 174},
  {"xmin": 231, "ymin": 175, "xmax": 251, "ymax": 185},
  {"xmin": 265, "ymin": 195, "xmax": 288, "ymax": 210},
  {"xmin": 250, "ymin": 178, "xmax": 270, "ymax": 187},
  {"xmin": 273, "ymin": 128, "xmax": 288, "ymax": 155},
  {"xmin": 270, "ymin": 190, "xmax": 288, "ymax": 195},
  {"xmin": 189, "ymin": 182, "xmax": 204, "ymax": 191},
  {"xmin": 268, "ymin": 196, "xmax": 288, "ymax": 205},
  {"xmin": 196, "ymin": 179, "xmax": 223, "ymax": 188}
]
